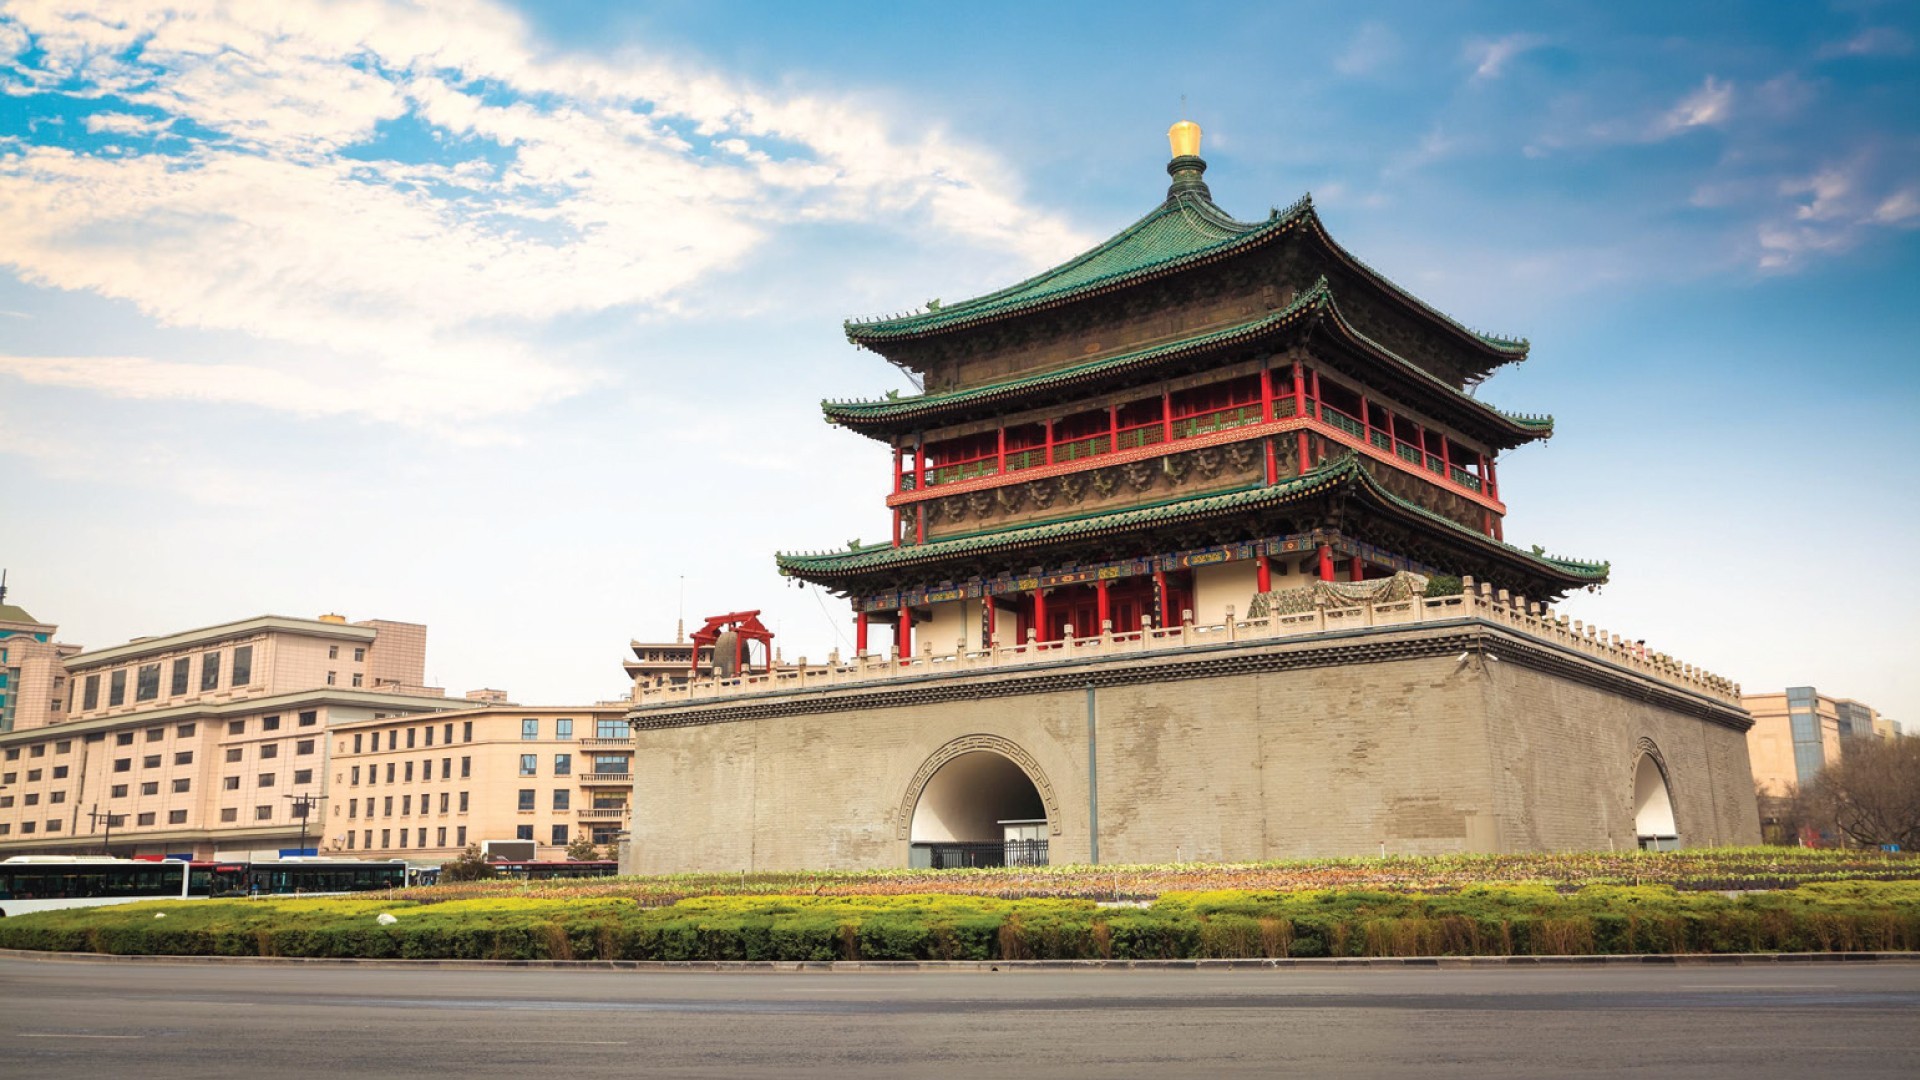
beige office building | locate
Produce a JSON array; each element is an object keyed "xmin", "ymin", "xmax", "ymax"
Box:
[
  {"xmin": 329, "ymin": 705, "xmax": 632, "ymax": 862},
  {"xmin": 0, "ymin": 608, "xmax": 470, "ymax": 857},
  {"xmin": 1742, "ymin": 686, "xmax": 1898, "ymax": 799},
  {"xmin": 1, "ymin": 597, "xmax": 82, "ymax": 734}
]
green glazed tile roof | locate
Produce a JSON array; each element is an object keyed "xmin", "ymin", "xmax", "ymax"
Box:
[
  {"xmin": 0, "ymin": 603, "xmax": 43, "ymax": 626},
  {"xmin": 845, "ymin": 191, "xmax": 1306, "ymax": 343},
  {"xmin": 775, "ymin": 454, "xmax": 1606, "ymax": 582},
  {"xmin": 824, "ymin": 277, "xmax": 1553, "ymax": 443}
]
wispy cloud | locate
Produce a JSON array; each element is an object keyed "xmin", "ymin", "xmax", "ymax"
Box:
[
  {"xmin": 1816, "ymin": 26, "xmax": 1914, "ymax": 60},
  {"xmin": 1334, "ymin": 21, "xmax": 1401, "ymax": 77},
  {"xmin": 0, "ymin": 1, "xmax": 1092, "ymax": 429},
  {"xmin": 1655, "ymin": 76, "xmax": 1735, "ymax": 135},
  {"xmin": 1464, "ymin": 33, "xmax": 1546, "ymax": 82},
  {"xmin": 1756, "ymin": 156, "xmax": 1920, "ymax": 270}
]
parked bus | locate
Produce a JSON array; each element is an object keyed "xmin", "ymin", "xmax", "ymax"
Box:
[{"xmin": 0, "ymin": 856, "xmax": 409, "ymax": 916}]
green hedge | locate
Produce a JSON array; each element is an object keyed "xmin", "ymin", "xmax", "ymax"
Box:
[{"xmin": 3, "ymin": 883, "xmax": 1917, "ymax": 961}]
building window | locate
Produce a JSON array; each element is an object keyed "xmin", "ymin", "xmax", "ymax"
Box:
[
  {"xmin": 52, "ymin": 764, "xmax": 69, "ymax": 779},
  {"xmin": 223, "ymin": 776, "xmax": 239, "ymax": 791},
  {"xmin": 259, "ymin": 773, "xmax": 276, "ymax": 787},
  {"xmin": 550, "ymin": 824, "xmax": 568, "ymax": 846},
  {"xmin": 115, "ymin": 732, "xmax": 133, "ymax": 746},
  {"xmin": 169, "ymin": 658, "xmax": 190, "ymax": 696},
  {"xmin": 146, "ymin": 727, "xmax": 163, "ymax": 742},
  {"xmin": 326, "ymin": 671, "xmax": 336, "ymax": 686},
  {"xmin": 381, "ymin": 829, "xmax": 390, "ymax": 847},
  {"xmin": 294, "ymin": 769, "xmax": 313, "ymax": 784},
  {"xmin": 229, "ymin": 720, "xmax": 246, "ymax": 735},
  {"xmin": 168, "ymin": 810, "xmax": 187, "ymax": 825},
  {"xmin": 398, "ymin": 830, "xmax": 408, "ymax": 849},
  {"xmin": 175, "ymin": 751, "xmax": 193, "ymax": 766},
  {"xmin": 441, "ymin": 756, "xmax": 451, "ymax": 778},
  {"xmin": 350, "ymin": 765, "xmax": 361, "ymax": 785},
  {"xmin": 597, "ymin": 718, "xmax": 625, "ymax": 740},
  {"xmin": 262, "ymin": 715, "xmax": 281, "ymax": 731},
  {"xmin": 258, "ymin": 805, "xmax": 273, "ymax": 821},
  {"xmin": 172, "ymin": 778, "xmax": 191, "ymax": 793},
  {"xmin": 348, "ymin": 798, "xmax": 358, "ymax": 818},
  {"xmin": 143, "ymin": 755, "xmax": 161, "ymax": 769},
  {"xmin": 135, "ymin": 813, "xmax": 154, "ymax": 827},
  {"xmin": 553, "ymin": 789, "xmax": 570, "ymax": 811},
  {"xmin": 556, "ymin": 718, "xmax": 573, "ymax": 740},
  {"xmin": 402, "ymin": 795, "xmax": 412, "ymax": 815},
  {"xmin": 385, "ymin": 762, "xmax": 394, "ymax": 783},
  {"xmin": 445, "ymin": 723, "xmax": 454, "ymax": 744},
  {"xmin": 458, "ymin": 791, "xmax": 469, "ymax": 812},
  {"xmin": 460, "ymin": 756, "xmax": 471, "ymax": 778},
  {"xmin": 554, "ymin": 753, "xmax": 571, "ymax": 776},
  {"xmin": 220, "ymin": 808, "xmax": 237, "ymax": 823},
  {"xmin": 23, "ymin": 792, "xmax": 38, "ymax": 805},
  {"xmin": 353, "ymin": 733, "xmax": 364, "ymax": 753},
  {"xmin": 384, "ymin": 796, "xmax": 394, "ymax": 816},
  {"xmin": 522, "ymin": 718, "xmax": 540, "ymax": 741},
  {"xmin": 457, "ymin": 826, "xmax": 467, "ymax": 846},
  {"xmin": 387, "ymin": 731, "xmax": 397, "ymax": 751},
  {"xmin": 354, "ymin": 647, "xmax": 366, "ymax": 662},
  {"xmin": 518, "ymin": 789, "xmax": 535, "ymax": 811},
  {"xmin": 520, "ymin": 754, "xmax": 537, "ymax": 777},
  {"xmin": 201, "ymin": 651, "xmax": 221, "ymax": 691},
  {"xmin": 177, "ymin": 723, "xmax": 195, "ymax": 738},
  {"xmin": 135, "ymin": 663, "xmax": 160, "ymax": 702},
  {"xmin": 114, "ymin": 758, "xmax": 131, "ymax": 773},
  {"xmin": 463, "ymin": 721, "xmax": 473, "ymax": 742},
  {"xmin": 593, "ymin": 755, "xmax": 626, "ymax": 775},
  {"xmin": 424, "ymin": 726, "xmax": 434, "ymax": 747},
  {"xmin": 50, "ymin": 791, "xmax": 67, "ymax": 804},
  {"xmin": 328, "ymin": 645, "xmax": 339, "ymax": 660},
  {"xmin": 137, "ymin": 781, "xmax": 157, "ymax": 795},
  {"xmin": 436, "ymin": 826, "xmax": 447, "ymax": 846},
  {"xmin": 110, "ymin": 784, "xmax": 127, "ymax": 798},
  {"xmin": 515, "ymin": 825, "xmax": 533, "ymax": 841},
  {"xmin": 109, "ymin": 669, "xmax": 127, "ymax": 706},
  {"xmin": 83, "ymin": 674, "xmax": 99, "ymax": 710},
  {"xmin": 406, "ymin": 728, "xmax": 416, "ymax": 749},
  {"xmin": 352, "ymin": 673, "xmax": 363, "ymax": 687},
  {"xmin": 261, "ymin": 744, "xmax": 279, "ymax": 759},
  {"xmin": 438, "ymin": 792, "xmax": 449, "ymax": 813},
  {"xmin": 296, "ymin": 739, "xmax": 315, "ymax": 756},
  {"xmin": 226, "ymin": 748, "xmax": 243, "ymax": 763}
]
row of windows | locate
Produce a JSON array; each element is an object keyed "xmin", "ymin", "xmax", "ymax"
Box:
[
  {"xmin": 230, "ymin": 712, "xmax": 319, "ymax": 735},
  {"xmin": 346, "ymin": 825, "xmax": 468, "ymax": 850},
  {"xmin": 351, "ymin": 721, "xmax": 473, "ymax": 754},
  {"xmin": 518, "ymin": 753, "xmax": 630, "ymax": 777},
  {"xmin": 5, "ymin": 726, "xmax": 196, "ymax": 760},
  {"xmin": 349, "ymin": 757, "xmax": 472, "ymax": 785},
  {"xmin": 521, "ymin": 718, "xmax": 626, "ymax": 740},
  {"xmin": 326, "ymin": 644, "xmax": 368, "ymax": 662},
  {"xmin": 347, "ymin": 791, "xmax": 470, "ymax": 818},
  {"xmin": 0, "ymin": 808, "xmax": 195, "ymax": 835},
  {"xmin": 80, "ymin": 645, "xmax": 255, "ymax": 710}
]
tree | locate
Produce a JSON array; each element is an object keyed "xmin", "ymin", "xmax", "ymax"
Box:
[
  {"xmin": 440, "ymin": 843, "xmax": 494, "ymax": 882},
  {"xmin": 565, "ymin": 835, "xmax": 602, "ymax": 862},
  {"xmin": 1801, "ymin": 737, "xmax": 1920, "ymax": 849}
]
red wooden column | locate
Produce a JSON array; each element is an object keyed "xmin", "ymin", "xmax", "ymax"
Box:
[
  {"xmin": 1310, "ymin": 369, "xmax": 1323, "ymax": 418},
  {"xmin": 1441, "ymin": 436, "xmax": 1453, "ymax": 482},
  {"xmin": 1043, "ymin": 418, "xmax": 1055, "ymax": 466},
  {"xmin": 1031, "ymin": 589, "xmax": 1048, "ymax": 644},
  {"xmin": 855, "ymin": 611, "xmax": 869, "ymax": 655},
  {"xmin": 1265, "ymin": 437, "xmax": 1279, "ymax": 484},
  {"xmin": 1348, "ymin": 556, "xmax": 1364, "ymax": 582},
  {"xmin": 1161, "ymin": 387, "xmax": 1174, "ymax": 443},
  {"xmin": 983, "ymin": 594, "xmax": 996, "ymax": 648},
  {"xmin": 996, "ymin": 424, "xmax": 1007, "ymax": 475},
  {"xmin": 1256, "ymin": 553, "xmax": 1271, "ymax": 593},
  {"xmin": 1316, "ymin": 544, "xmax": 1335, "ymax": 582},
  {"xmin": 915, "ymin": 505, "xmax": 925, "ymax": 545},
  {"xmin": 1261, "ymin": 364, "xmax": 1275, "ymax": 421},
  {"xmin": 1107, "ymin": 404, "xmax": 1119, "ymax": 455},
  {"xmin": 891, "ymin": 510, "xmax": 902, "ymax": 548},
  {"xmin": 1096, "ymin": 579, "xmax": 1111, "ymax": 631},
  {"xmin": 1291, "ymin": 361, "xmax": 1306, "ymax": 414},
  {"xmin": 898, "ymin": 606, "xmax": 913, "ymax": 658},
  {"xmin": 1476, "ymin": 451, "xmax": 1489, "ymax": 496},
  {"xmin": 1486, "ymin": 456, "xmax": 1500, "ymax": 500},
  {"xmin": 1358, "ymin": 392, "xmax": 1371, "ymax": 443}
]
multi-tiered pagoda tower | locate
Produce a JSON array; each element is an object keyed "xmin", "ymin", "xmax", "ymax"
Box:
[
  {"xmin": 623, "ymin": 124, "xmax": 1756, "ymax": 874},
  {"xmin": 780, "ymin": 121, "xmax": 1605, "ymax": 656}
]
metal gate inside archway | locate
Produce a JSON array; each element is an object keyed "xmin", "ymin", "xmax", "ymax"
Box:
[{"xmin": 908, "ymin": 750, "xmax": 1050, "ymax": 869}]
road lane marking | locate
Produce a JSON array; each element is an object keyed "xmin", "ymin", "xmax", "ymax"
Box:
[
  {"xmin": 1676, "ymin": 984, "xmax": 1839, "ymax": 990},
  {"xmin": 18, "ymin": 1034, "xmax": 141, "ymax": 1039}
]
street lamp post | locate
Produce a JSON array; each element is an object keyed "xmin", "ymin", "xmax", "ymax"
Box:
[
  {"xmin": 87, "ymin": 803, "xmax": 125, "ymax": 856},
  {"xmin": 283, "ymin": 793, "xmax": 323, "ymax": 856}
]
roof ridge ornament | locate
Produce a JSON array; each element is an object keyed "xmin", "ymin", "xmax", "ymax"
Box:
[{"xmin": 1165, "ymin": 119, "xmax": 1210, "ymax": 202}]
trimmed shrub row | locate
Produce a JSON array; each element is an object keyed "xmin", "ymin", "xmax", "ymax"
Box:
[{"xmin": 3, "ymin": 882, "xmax": 1917, "ymax": 962}]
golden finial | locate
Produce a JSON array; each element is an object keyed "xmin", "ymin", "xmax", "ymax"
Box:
[{"xmin": 1168, "ymin": 118, "xmax": 1201, "ymax": 160}]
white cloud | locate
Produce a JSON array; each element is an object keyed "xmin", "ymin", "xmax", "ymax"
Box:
[
  {"xmin": 1464, "ymin": 33, "xmax": 1546, "ymax": 82},
  {"xmin": 1655, "ymin": 76, "xmax": 1734, "ymax": 135},
  {"xmin": 1756, "ymin": 159, "xmax": 1920, "ymax": 270},
  {"xmin": 1816, "ymin": 26, "xmax": 1914, "ymax": 60},
  {"xmin": 0, "ymin": 0, "xmax": 1093, "ymax": 427},
  {"xmin": 1334, "ymin": 21, "xmax": 1400, "ymax": 78}
]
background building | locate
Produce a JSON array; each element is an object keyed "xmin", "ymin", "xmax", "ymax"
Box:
[
  {"xmin": 1743, "ymin": 686, "xmax": 1900, "ymax": 797},
  {"xmin": 0, "ymin": 588, "xmax": 82, "ymax": 733},
  {"xmin": 0, "ymin": 607, "xmax": 470, "ymax": 857},
  {"xmin": 330, "ymin": 704, "xmax": 630, "ymax": 862}
]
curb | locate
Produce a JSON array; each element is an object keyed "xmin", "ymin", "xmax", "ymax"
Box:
[{"xmin": 5, "ymin": 948, "xmax": 1918, "ymax": 971}]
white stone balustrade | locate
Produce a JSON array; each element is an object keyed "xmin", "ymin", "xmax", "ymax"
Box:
[{"xmin": 631, "ymin": 575, "xmax": 1741, "ymax": 709}]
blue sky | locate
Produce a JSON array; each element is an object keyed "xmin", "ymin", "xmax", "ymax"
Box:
[{"xmin": 1, "ymin": 1, "xmax": 1916, "ymax": 722}]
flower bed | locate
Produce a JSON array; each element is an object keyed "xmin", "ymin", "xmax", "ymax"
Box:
[{"xmin": 3, "ymin": 881, "xmax": 1917, "ymax": 961}]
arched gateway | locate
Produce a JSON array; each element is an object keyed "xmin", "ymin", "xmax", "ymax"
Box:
[
  {"xmin": 899, "ymin": 735, "xmax": 1059, "ymax": 869},
  {"xmin": 1633, "ymin": 741, "xmax": 1680, "ymax": 851}
]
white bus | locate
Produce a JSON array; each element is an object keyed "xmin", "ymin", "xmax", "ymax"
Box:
[{"xmin": 0, "ymin": 856, "xmax": 410, "ymax": 916}]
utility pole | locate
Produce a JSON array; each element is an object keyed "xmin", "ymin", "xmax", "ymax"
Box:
[
  {"xmin": 87, "ymin": 804, "xmax": 124, "ymax": 856},
  {"xmin": 284, "ymin": 793, "xmax": 323, "ymax": 856}
]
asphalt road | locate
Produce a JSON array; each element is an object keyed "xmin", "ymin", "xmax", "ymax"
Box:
[{"xmin": 3, "ymin": 956, "xmax": 1918, "ymax": 1079}]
